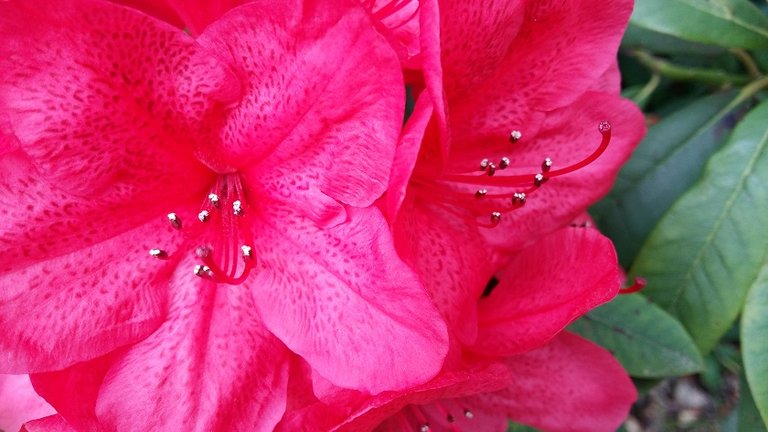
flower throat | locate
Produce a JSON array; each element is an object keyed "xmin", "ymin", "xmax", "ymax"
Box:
[{"xmin": 149, "ymin": 173, "xmax": 255, "ymax": 285}]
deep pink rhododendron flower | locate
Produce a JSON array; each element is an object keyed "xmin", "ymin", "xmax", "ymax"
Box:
[
  {"xmin": 388, "ymin": 0, "xmax": 646, "ymax": 346},
  {"xmin": 278, "ymin": 227, "xmax": 637, "ymax": 432},
  {"xmin": 0, "ymin": 0, "xmax": 449, "ymax": 428},
  {"xmin": 0, "ymin": 374, "xmax": 55, "ymax": 432}
]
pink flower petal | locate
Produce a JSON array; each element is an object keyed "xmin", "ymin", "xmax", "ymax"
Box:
[
  {"xmin": 363, "ymin": 0, "xmax": 422, "ymax": 69},
  {"xmin": 248, "ymin": 204, "xmax": 449, "ymax": 393},
  {"xmin": 111, "ymin": 0, "xmax": 186, "ymax": 28},
  {"xmin": 386, "ymin": 92, "xmax": 434, "ymax": 221},
  {"xmin": 94, "ymin": 257, "xmax": 291, "ymax": 431},
  {"xmin": 197, "ymin": 0, "xmax": 404, "ymax": 208},
  {"xmin": 0, "ymin": 0, "xmax": 238, "ymax": 196},
  {"xmin": 0, "ymin": 154, "xmax": 201, "ymax": 373},
  {"xmin": 0, "ymin": 375, "xmax": 55, "ymax": 432},
  {"xmin": 472, "ymin": 227, "xmax": 622, "ymax": 356},
  {"xmin": 394, "ymin": 196, "xmax": 495, "ymax": 345},
  {"xmin": 21, "ymin": 415, "xmax": 75, "ymax": 432},
  {"xmin": 470, "ymin": 332, "xmax": 636, "ymax": 432},
  {"xmin": 447, "ymin": 0, "xmax": 634, "ymax": 150}
]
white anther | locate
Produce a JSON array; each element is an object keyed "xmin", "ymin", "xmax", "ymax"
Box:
[
  {"xmin": 167, "ymin": 212, "xmax": 182, "ymax": 230},
  {"xmin": 241, "ymin": 245, "xmax": 253, "ymax": 260},
  {"xmin": 149, "ymin": 248, "xmax": 168, "ymax": 259},
  {"xmin": 509, "ymin": 130, "xmax": 522, "ymax": 143},
  {"xmin": 208, "ymin": 193, "xmax": 220, "ymax": 208},
  {"xmin": 232, "ymin": 200, "xmax": 244, "ymax": 216}
]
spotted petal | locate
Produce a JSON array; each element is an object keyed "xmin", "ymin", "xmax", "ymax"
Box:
[
  {"xmin": 197, "ymin": 0, "xmax": 403, "ymax": 209},
  {"xmin": 248, "ymin": 203, "xmax": 449, "ymax": 393},
  {"xmin": 0, "ymin": 0, "xmax": 237, "ymax": 196},
  {"xmin": 472, "ymin": 227, "xmax": 622, "ymax": 356}
]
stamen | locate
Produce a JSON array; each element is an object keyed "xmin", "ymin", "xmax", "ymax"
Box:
[
  {"xmin": 419, "ymin": 425, "xmax": 430, "ymax": 432},
  {"xmin": 486, "ymin": 163, "xmax": 496, "ymax": 176},
  {"xmin": 509, "ymin": 130, "xmax": 522, "ymax": 143},
  {"xmin": 232, "ymin": 200, "xmax": 244, "ymax": 216},
  {"xmin": 479, "ymin": 158, "xmax": 490, "ymax": 170},
  {"xmin": 499, "ymin": 157, "xmax": 510, "ymax": 169},
  {"xmin": 208, "ymin": 193, "xmax": 220, "ymax": 208},
  {"xmin": 620, "ymin": 276, "xmax": 646, "ymax": 294},
  {"xmin": 475, "ymin": 189, "xmax": 488, "ymax": 199},
  {"xmin": 542, "ymin": 157, "xmax": 553, "ymax": 172},
  {"xmin": 167, "ymin": 212, "xmax": 182, "ymax": 230},
  {"xmin": 464, "ymin": 409, "xmax": 474, "ymax": 419},
  {"xmin": 149, "ymin": 248, "xmax": 168, "ymax": 259},
  {"xmin": 533, "ymin": 173, "xmax": 546, "ymax": 187},
  {"xmin": 241, "ymin": 245, "xmax": 253, "ymax": 260},
  {"xmin": 194, "ymin": 264, "xmax": 212, "ymax": 278},
  {"xmin": 198, "ymin": 210, "xmax": 210, "ymax": 222}
]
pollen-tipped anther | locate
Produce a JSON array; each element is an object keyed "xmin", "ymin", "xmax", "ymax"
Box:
[
  {"xmin": 464, "ymin": 409, "xmax": 474, "ymax": 419},
  {"xmin": 167, "ymin": 212, "xmax": 182, "ymax": 230},
  {"xmin": 534, "ymin": 173, "xmax": 546, "ymax": 187},
  {"xmin": 513, "ymin": 192, "xmax": 527, "ymax": 204},
  {"xmin": 479, "ymin": 158, "xmax": 490, "ymax": 170},
  {"xmin": 486, "ymin": 163, "xmax": 497, "ymax": 176},
  {"xmin": 598, "ymin": 120, "xmax": 611, "ymax": 133},
  {"xmin": 232, "ymin": 200, "xmax": 244, "ymax": 216},
  {"xmin": 194, "ymin": 264, "xmax": 213, "ymax": 279},
  {"xmin": 475, "ymin": 189, "xmax": 488, "ymax": 199},
  {"xmin": 490, "ymin": 211, "xmax": 502, "ymax": 226},
  {"xmin": 208, "ymin": 193, "xmax": 220, "ymax": 208},
  {"xmin": 499, "ymin": 156, "xmax": 510, "ymax": 169},
  {"xmin": 420, "ymin": 425, "xmax": 430, "ymax": 432},
  {"xmin": 195, "ymin": 246, "xmax": 211, "ymax": 258},
  {"xmin": 149, "ymin": 248, "xmax": 168, "ymax": 259},
  {"xmin": 542, "ymin": 157, "xmax": 553, "ymax": 172},
  {"xmin": 509, "ymin": 130, "xmax": 522, "ymax": 143},
  {"xmin": 198, "ymin": 210, "xmax": 210, "ymax": 222},
  {"xmin": 241, "ymin": 245, "xmax": 254, "ymax": 260}
]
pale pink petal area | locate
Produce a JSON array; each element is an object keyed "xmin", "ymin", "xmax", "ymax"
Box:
[
  {"xmin": 0, "ymin": 154, "xmax": 207, "ymax": 373},
  {"xmin": 476, "ymin": 92, "xmax": 645, "ymax": 251},
  {"xmin": 472, "ymin": 228, "xmax": 622, "ymax": 356},
  {"xmin": 470, "ymin": 333, "xmax": 636, "ymax": 432},
  {"xmin": 448, "ymin": 0, "xmax": 634, "ymax": 150},
  {"xmin": 0, "ymin": 0, "xmax": 238, "ymax": 196},
  {"xmin": 197, "ymin": 0, "xmax": 403, "ymax": 208},
  {"xmin": 248, "ymin": 204, "xmax": 448, "ymax": 393},
  {"xmin": 386, "ymin": 92, "xmax": 433, "ymax": 221},
  {"xmin": 92, "ymin": 257, "xmax": 291, "ymax": 431},
  {"xmin": 22, "ymin": 416, "xmax": 75, "ymax": 432},
  {"xmin": 394, "ymin": 196, "xmax": 494, "ymax": 345},
  {"xmin": 0, "ymin": 375, "xmax": 55, "ymax": 432},
  {"xmin": 417, "ymin": 0, "xmax": 448, "ymax": 159},
  {"xmin": 591, "ymin": 61, "xmax": 622, "ymax": 94}
]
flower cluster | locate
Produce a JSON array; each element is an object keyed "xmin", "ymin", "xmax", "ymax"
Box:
[{"xmin": 0, "ymin": 0, "xmax": 645, "ymax": 431}]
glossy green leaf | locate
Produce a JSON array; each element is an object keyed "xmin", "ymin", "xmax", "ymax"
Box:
[
  {"xmin": 591, "ymin": 90, "xmax": 745, "ymax": 267},
  {"xmin": 622, "ymin": 22, "xmax": 726, "ymax": 55},
  {"xmin": 742, "ymin": 263, "xmax": 768, "ymax": 427},
  {"xmin": 568, "ymin": 295, "xmax": 704, "ymax": 378},
  {"xmin": 738, "ymin": 372, "xmax": 768, "ymax": 431},
  {"xmin": 631, "ymin": 0, "xmax": 768, "ymax": 49},
  {"xmin": 630, "ymin": 99, "xmax": 768, "ymax": 354}
]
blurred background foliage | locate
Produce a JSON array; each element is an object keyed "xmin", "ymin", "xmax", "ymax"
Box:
[{"xmin": 512, "ymin": 0, "xmax": 768, "ymax": 430}]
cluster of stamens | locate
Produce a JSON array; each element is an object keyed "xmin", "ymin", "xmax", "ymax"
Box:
[
  {"xmin": 429, "ymin": 122, "xmax": 612, "ymax": 228},
  {"xmin": 362, "ymin": 0, "xmax": 420, "ymax": 30},
  {"xmin": 148, "ymin": 174, "xmax": 255, "ymax": 285}
]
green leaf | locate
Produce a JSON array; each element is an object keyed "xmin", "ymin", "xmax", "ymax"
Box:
[
  {"xmin": 631, "ymin": 0, "xmax": 768, "ymax": 49},
  {"xmin": 630, "ymin": 99, "xmax": 768, "ymax": 354},
  {"xmin": 739, "ymin": 371, "xmax": 768, "ymax": 431},
  {"xmin": 742, "ymin": 263, "xmax": 768, "ymax": 426},
  {"xmin": 568, "ymin": 295, "xmax": 704, "ymax": 378},
  {"xmin": 622, "ymin": 22, "xmax": 726, "ymax": 55},
  {"xmin": 507, "ymin": 422, "xmax": 540, "ymax": 432},
  {"xmin": 591, "ymin": 90, "xmax": 746, "ymax": 267}
]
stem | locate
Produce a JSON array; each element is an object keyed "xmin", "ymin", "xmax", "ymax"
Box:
[
  {"xmin": 632, "ymin": 50, "xmax": 752, "ymax": 87},
  {"xmin": 632, "ymin": 73, "xmax": 662, "ymax": 107},
  {"xmin": 730, "ymin": 48, "xmax": 762, "ymax": 78}
]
